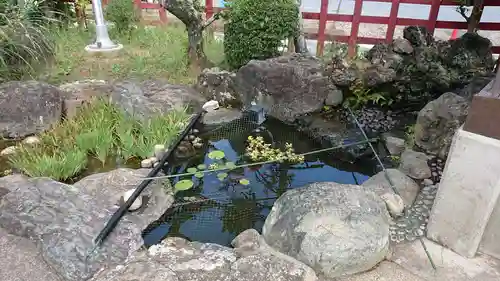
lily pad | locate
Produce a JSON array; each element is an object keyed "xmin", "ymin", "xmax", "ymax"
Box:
[
  {"xmin": 239, "ymin": 178, "xmax": 250, "ymax": 186},
  {"xmin": 194, "ymin": 172, "xmax": 204, "ymax": 178},
  {"xmin": 217, "ymin": 172, "xmax": 228, "ymax": 180},
  {"xmin": 187, "ymin": 167, "xmax": 197, "ymax": 173},
  {"xmin": 174, "ymin": 179, "xmax": 194, "ymax": 191},
  {"xmin": 197, "ymin": 164, "xmax": 207, "ymax": 170},
  {"xmin": 225, "ymin": 162, "xmax": 236, "ymax": 170},
  {"xmin": 208, "ymin": 150, "xmax": 225, "ymax": 160}
]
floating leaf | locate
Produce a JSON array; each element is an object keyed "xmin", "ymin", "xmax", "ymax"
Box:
[
  {"xmin": 208, "ymin": 150, "xmax": 225, "ymax": 160},
  {"xmin": 174, "ymin": 179, "xmax": 194, "ymax": 191},
  {"xmin": 239, "ymin": 178, "xmax": 250, "ymax": 186},
  {"xmin": 187, "ymin": 167, "xmax": 197, "ymax": 173},
  {"xmin": 217, "ymin": 172, "xmax": 228, "ymax": 180},
  {"xmin": 197, "ymin": 164, "xmax": 207, "ymax": 170},
  {"xmin": 225, "ymin": 162, "xmax": 236, "ymax": 170},
  {"xmin": 194, "ymin": 172, "xmax": 204, "ymax": 178}
]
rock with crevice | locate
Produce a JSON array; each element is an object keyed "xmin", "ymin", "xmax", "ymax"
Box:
[
  {"xmin": 262, "ymin": 182, "xmax": 390, "ymax": 278},
  {"xmin": 0, "ymin": 168, "xmax": 174, "ymax": 281},
  {"xmin": 0, "ymin": 81, "xmax": 65, "ymax": 138}
]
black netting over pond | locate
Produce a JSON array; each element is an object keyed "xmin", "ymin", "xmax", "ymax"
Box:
[{"xmin": 142, "ymin": 110, "xmax": 384, "ymax": 247}]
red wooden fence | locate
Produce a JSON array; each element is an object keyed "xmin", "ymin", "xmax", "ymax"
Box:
[{"xmin": 108, "ymin": 0, "xmax": 500, "ymax": 56}]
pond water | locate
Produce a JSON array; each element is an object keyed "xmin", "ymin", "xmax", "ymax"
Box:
[{"xmin": 143, "ymin": 112, "xmax": 380, "ymax": 247}]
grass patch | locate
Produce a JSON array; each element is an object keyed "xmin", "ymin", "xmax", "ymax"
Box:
[
  {"xmin": 8, "ymin": 99, "xmax": 191, "ymax": 181},
  {"xmin": 38, "ymin": 24, "xmax": 224, "ymax": 85}
]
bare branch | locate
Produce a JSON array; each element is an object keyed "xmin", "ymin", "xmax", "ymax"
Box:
[
  {"xmin": 201, "ymin": 11, "xmax": 223, "ymax": 31},
  {"xmin": 457, "ymin": 5, "xmax": 470, "ymax": 23}
]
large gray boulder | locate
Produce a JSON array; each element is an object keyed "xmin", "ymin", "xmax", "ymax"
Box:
[
  {"xmin": 91, "ymin": 230, "xmax": 318, "ymax": 281},
  {"xmin": 0, "ymin": 168, "xmax": 174, "ymax": 281},
  {"xmin": 236, "ymin": 53, "xmax": 341, "ymax": 123},
  {"xmin": 262, "ymin": 182, "xmax": 391, "ymax": 278},
  {"xmin": 60, "ymin": 79, "xmax": 205, "ymax": 120},
  {"xmin": 0, "ymin": 81, "xmax": 65, "ymax": 138},
  {"xmin": 0, "ymin": 227, "xmax": 63, "ymax": 281},
  {"xmin": 414, "ymin": 92, "xmax": 469, "ymax": 159},
  {"xmin": 109, "ymin": 80, "xmax": 205, "ymax": 119}
]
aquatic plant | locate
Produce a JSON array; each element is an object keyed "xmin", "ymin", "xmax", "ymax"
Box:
[
  {"xmin": 8, "ymin": 99, "xmax": 190, "ymax": 181},
  {"xmin": 174, "ymin": 179, "xmax": 194, "ymax": 191},
  {"xmin": 245, "ymin": 136, "xmax": 304, "ymax": 163},
  {"xmin": 9, "ymin": 144, "xmax": 88, "ymax": 181}
]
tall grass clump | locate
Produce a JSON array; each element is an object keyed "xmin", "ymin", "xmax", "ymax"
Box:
[
  {"xmin": 8, "ymin": 99, "xmax": 190, "ymax": 181},
  {"xmin": 0, "ymin": 0, "xmax": 56, "ymax": 80}
]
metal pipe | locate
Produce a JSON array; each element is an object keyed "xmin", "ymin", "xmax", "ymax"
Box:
[
  {"xmin": 93, "ymin": 110, "xmax": 205, "ymax": 247},
  {"xmin": 86, "ymin": 0, "xmax": 121, "ymax": 51}
]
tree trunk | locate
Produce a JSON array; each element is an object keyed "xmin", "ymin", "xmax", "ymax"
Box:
[
  {"xmin": 187, "ymin": 22, "xmax": 209, "ymax": 68},
  {"xmin": 466, "ymin": 0, "xmax": 484, "ymax": 33},
  {"xmin": 467, "ymin": 0, "xmax": 484, "ymax": 33},
  {"xmin": 164, "ymin": 0, "xmax": 209, "ymax": 68}
]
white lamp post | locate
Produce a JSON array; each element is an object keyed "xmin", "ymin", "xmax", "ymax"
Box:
[{"xmin": 85, "ymin": 0, "xmax": 123, "ymax": 53}]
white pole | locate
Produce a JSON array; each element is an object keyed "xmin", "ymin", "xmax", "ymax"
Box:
[{"xmin": 85, "ymin": 0, "xmax": 123, "ymax": 52}]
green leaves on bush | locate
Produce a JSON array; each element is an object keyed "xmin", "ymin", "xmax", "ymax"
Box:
[
  {"xmin": 223, "ymin": 0, "xmax": 299, "ymax": 69},
  {"xmin": 105, "ymin": 0, "xmax": 140, "ymax": 35}
]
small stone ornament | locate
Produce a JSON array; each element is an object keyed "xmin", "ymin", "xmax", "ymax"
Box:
[{"xmin": 119, "ymin": 189, "xmax": 143, "ymax": 211}]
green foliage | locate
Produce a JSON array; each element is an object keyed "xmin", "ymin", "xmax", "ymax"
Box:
[
  {"xmin": 105, "ymin": 0, "xmax": 140, "ymax": 35},
  {"xmin": 0, "ymin": 0, "xmax": 55, "ymax": 81},
  {"xmin": 343, "ymin": 79, "xmax": 393, "ymax": 109},
  {"xmin": 223, "ymin": 0, "xmax": 299, "ymax": 69},
  {"xmin": 405, "ymin": 124, "xmax": 415, "ymax": 148},
  {"xmin": 9, "ymin": 145, "xmax": 88, "ymax": 181},
  {"xmin": 245, "ymin": 136, "xmax": 304, "ymax": 163},
  {"xmin": 322, "ymin": 41, "xmax": 365, "ymax": 61},
  {"xmin": 208, "ymin": 150, "xmax": 225, "ymax": 160},
  {"xmin": 8, "ymin": 99, "xmax": 190, "ymax": 181},
  {"xmin": 174, "ymin": 179, "xmax": 194, "ymax": 191}
]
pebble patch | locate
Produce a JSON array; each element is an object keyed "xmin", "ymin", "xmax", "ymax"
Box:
[{"xmin": 389, "ymin": 157, "xmax": 444, "ymax": 243}]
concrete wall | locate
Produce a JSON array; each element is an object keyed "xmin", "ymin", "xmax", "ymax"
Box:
[{"xmin": 427, "ymin": 127, "xmax": 500, "ymax": 258}]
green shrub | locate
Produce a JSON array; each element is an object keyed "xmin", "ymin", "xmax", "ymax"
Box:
[
  {"xmin": 223, "ymin": 0, "xmax": 299, "ymax": 69},
  {"xmin": 105, "ymin": 0, "xmax": 140, "ymax": 35}
]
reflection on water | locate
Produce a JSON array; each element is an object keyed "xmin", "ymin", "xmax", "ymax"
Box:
[{"xmin": 143, "ymin": 115, "xmax": 378, "ymax": 246}]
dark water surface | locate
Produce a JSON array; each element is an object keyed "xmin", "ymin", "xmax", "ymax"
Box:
[{"xmin": 143, "ymin": 114, "xmax": 380, "ymax": 246}]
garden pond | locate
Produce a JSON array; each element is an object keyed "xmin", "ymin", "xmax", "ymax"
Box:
[{"xmin": 143, "ymin": 111, "xmax": 383, "ymax": 246}]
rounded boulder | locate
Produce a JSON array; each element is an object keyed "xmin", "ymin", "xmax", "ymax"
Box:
[{"xmin": 262, "ymin": 182, "xmax": 390, "ymax": 278}]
